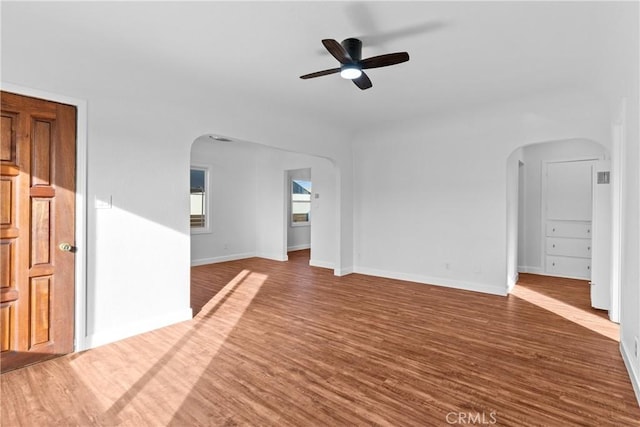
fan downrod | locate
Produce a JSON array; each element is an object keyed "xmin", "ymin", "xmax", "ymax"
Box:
[{"xmin": 341, "ymin": 38, "xmax": 362, "ymax": 62}]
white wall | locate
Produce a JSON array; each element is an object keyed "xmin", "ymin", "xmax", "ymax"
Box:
[
  {"xmin": 2, "ymin": 4, "xmax": 638, "ymax": 403},
  {"xmin": 1, "ymin": 33, "xmax": 352, "ymax": 349},
  {"xmin": 517, "ymin": 160, "xmax": 526, "ymax": 276},
  {"xmin": 506, "ymin": 147, "xmax": 524, "ymax": 291},
  {"xmin": 255, "ymin": 145, "xmax": 337, "ymax": 267},
  {"xmin": 587, "ymin": 2, "xmax": 640, "ymax": 404},
  {"xmin": 287, "ymin": 168, "xmax": 311, "ymax": 251},
  {"xmin": 190, "ymin": 140, "xmax": 336, "ymax": 269},
  {"xmin": 517, "ymin": 139, "xmax": 607, "ymax": 275},
  {"xmin": 190, "ymin": 139, "xmax": 258, "ymax": 264},
  {"xmin": 353, "ymin": 89, "xmax": 610, "ymax": 296}
]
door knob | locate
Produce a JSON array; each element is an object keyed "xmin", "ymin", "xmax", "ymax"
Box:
[{"xmin": 59, "ymin": 243, "xmax": 74, "ymax": 252}]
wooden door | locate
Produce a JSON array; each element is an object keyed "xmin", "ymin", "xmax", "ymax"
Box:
[{"xmin": 1, "ymin": 91, "xmax": 76, "ymax": 372}]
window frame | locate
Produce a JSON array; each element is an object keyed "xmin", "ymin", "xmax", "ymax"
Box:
[
  {"xmin": 290, "ymin": 178, "xmax": 312, "ymax": 227},
  {"xmin": 190, "ymin": 165, "xmax": 211, "ymax": 234}
]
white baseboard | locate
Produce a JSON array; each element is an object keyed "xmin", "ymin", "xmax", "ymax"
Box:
[
  {"xmin": 507, "ymin": 272, "xmax": 519, "ymax": 293},
  {"xmin": 621, "ymin": 340, "xmax": 640, "ymax": 407},
  {"xmin": 522, "ymin": 270, "xmax": 590, "ymax": 281},
  {"xmin": 335, "ymin": 266, "xmax": 354, "ymax": 276},
  {"xmin": 256, "ymin": 252, "xmax": 288, "ymax": 262},
  {"xmin": 518, "ymin": 265, "xmax": 544, "ymax": 275},
  {"xmin": 354, "ymin": 266, "xmax": 507, "ymax": 296},
  {"xmin": 288, "ymin": 244, "xmax": 311, "ymax": 251},
  {"xmin": 191, "ymin": 252, "xmax": 255, "ymax": 266},
  {"xmin": 309, "ymin": 259, "xmax": 334, "ymax": 270},
  {"xmin": 192, "ymin": 252, "xmax": 291, "ymax": 266},
  {"xmin": 82, "ymin": 308, "xmax": 193, "ymax": 350}
]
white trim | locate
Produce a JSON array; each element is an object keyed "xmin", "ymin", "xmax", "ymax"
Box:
[
  {"xmin": 610, "ymin": 100, "xmax": 625, "ymax": 323},
  {"xmin": 309, "ymin": 259, "xmax": 334, "ymax": 269},
  {"xmin": 291, "ymin": 222, "xmax": 311, "ymax": 228},
  {"xmin": 621, "ymin": 341, "xmax": 640, "ymax": 407},
  {"xmin": 85, "ymin": 308, "xmax": 193, "ymax": 349},
  {"xmin": 192, "ymin": 251, "xmax": 302, "ymax": 267},
  {"xmin": 191, "ymin": 252, "xmax": 256, "ymax": 266},
  {"xmin": 288, "ymin": 243, "xmax": 311, "ymax": 252},
  {"xmin": 256, "ymin": 252, "xmax": 288, "ymax": 262},
  {"xmin": 353, "ymin": 266, "xmax": 508, "ymax": 296},
  {"xmin": 335, "ymin": 266, "xmax": 354, "ymax": 276},
  {"xmin": 518, "ymin": 265, "xmax": 544, "ymax": 275},
  {"xmin": 520, "ymin": 270, "xmax": 593, "ymax": 281},
  {"xmin": 1, "ymin": 82, "xmax": 90, "ymax": 352},
  {"xmin": 507, "ymin": 272, "xmax": 519, "ymax": 293}
]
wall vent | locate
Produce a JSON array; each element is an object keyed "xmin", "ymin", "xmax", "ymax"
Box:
[{"xmin": 597, "ymin": 171, "xmax": 610, "ymax": 184}]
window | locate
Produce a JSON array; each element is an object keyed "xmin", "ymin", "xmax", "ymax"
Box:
[
  {"xmin": 190, "ymin": 167, "xmax": 209, "ymax": 232},
  {"xmin": 291, "ymin": 179, "xmax": 312, "ymax": 226}
]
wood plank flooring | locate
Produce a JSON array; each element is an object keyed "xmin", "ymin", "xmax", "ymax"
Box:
[{"xmin": 2, "ymin": 250, "xmax": 639, "ymax": 426}]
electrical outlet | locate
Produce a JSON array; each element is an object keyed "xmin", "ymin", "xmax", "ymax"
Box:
[{"xmin": 95, "ymin": 195, "xmax": 112, "ymax": 209}]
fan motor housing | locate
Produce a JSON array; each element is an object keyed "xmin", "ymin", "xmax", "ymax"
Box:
[{"xmin": 341, "ymin": 38, "xmax": 362, "ymax": 62}]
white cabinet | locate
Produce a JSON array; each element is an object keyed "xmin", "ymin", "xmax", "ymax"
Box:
[
  {"xmin": 546, "ymin": 255, "xmax": 591, "ymax": 278},
  {"xmin": 544, "ymin": 220, "xmax": 591, "ymax": 279},
  {"xmin": 546, "ymin": 237, "xmax": 591, "ymax": 258},
  {"xmin": 545, "ymin": 221, "xmax": 591, "ymax": 239},
  {"xmin": 543, "ymin": 161, "xmax": 593, "ymax": 280}
]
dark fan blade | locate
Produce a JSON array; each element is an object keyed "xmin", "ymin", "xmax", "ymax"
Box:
[
  {"xmin": 300, "ymin": 68, "xmax": 341, "ymax": 79},
  {"xmin": 322, "ymin": 39, "xmax": 352, "ymax": 64},
  {"xmin": 360, "ymin": 52, "xmax": 409, "ymax": 69},
  {"xmin": 352, "ymin": 71, "xmax": 372, "ymax": 90}
]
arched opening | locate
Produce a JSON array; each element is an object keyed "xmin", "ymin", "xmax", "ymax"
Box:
[
  {"xmin": 188, "ymin": 134, "xmax": 339, "ymax": 314},
  {"xmin": 506, "ymin": 138, "xmax": 620, "ymax": 322}
]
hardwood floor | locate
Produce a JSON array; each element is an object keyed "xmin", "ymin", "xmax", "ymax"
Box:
[{"xmin": 2, "ymin": 250, "xmax": 639, "ymax": 426}]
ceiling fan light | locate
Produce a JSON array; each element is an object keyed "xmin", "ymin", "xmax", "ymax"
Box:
[{"xmin": 340, "ymin": 67, "xmax": 362, "ymax": 80}]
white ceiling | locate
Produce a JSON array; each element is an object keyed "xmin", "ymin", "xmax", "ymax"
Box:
[{"xmin": 1, "ymin": 1, "xmax": 618, "ymax": 130}]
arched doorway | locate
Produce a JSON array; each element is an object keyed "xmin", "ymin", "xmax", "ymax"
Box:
[
  {"xmin": 188, "ymin": 134, "xmax": 339, "ymax": 312},
  {"xmin": 506, "ymin": 138, "xmax": 619, "ymax": 320}
]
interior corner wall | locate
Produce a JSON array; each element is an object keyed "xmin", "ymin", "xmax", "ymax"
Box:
[
  {"xmin": 506, "ymin": 147, "xmax": 524, "ymax": 291},
  {"xmin": 352, "ymin": 90, "xmax": 610, "ymax": 297},
  {"xmin": 617, "ymin": 90, "xmax": 640, "ymax": 405},
  {"xmin": 517, "ymin": 139, "xmax": 607, "ymax": 275},
  {"xmin": 596, "ymin": 2, "xmax": 640, "ymax": 405},
  {"xmin": 190, "ymin": 139, "xmax": 258, "ymax": 265}
]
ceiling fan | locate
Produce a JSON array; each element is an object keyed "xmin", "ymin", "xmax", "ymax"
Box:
[{"xmin": 300, "ymin": 38, "xmax": 409, "ymax": 90}]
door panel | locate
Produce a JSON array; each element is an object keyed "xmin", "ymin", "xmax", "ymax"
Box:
[
  {"xmin": 0, "ymin": 91, "xmax": 76, "ymax": 372},
  {"xmin": 547, "ymin": 161, "xmax": 593, "ymax": 221},
  {"xmin": 544, "ymin": 160, "xmax": 594, "ymax": 280}
]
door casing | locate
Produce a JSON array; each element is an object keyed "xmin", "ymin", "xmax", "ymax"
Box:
[{"xmin": 2, "ymin": 82, "xmax": 88, "ymax": 352}]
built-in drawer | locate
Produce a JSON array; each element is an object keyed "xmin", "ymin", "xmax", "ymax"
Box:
[
  {"xmin": 546, "ymin": 221, "xmax": 591, "ymax": 239},
  {"xmin": 546, "ymin": 255, "xmax": 591, "ymax": 279},
  {"xmin": 546, "ymin": 237, "xmax": 591, "ymax": 258}
]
